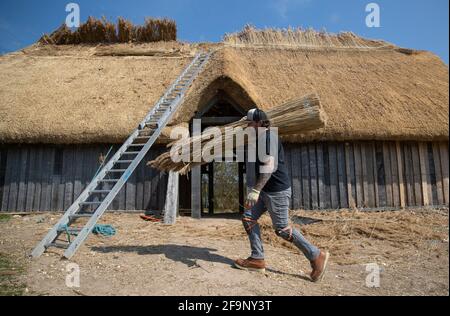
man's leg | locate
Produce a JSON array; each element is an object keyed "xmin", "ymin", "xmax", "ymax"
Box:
[
  {"xmin": 262, "ymin": 189, "xmax": 320, "ymax": 262},
  {"xmin": 242, "ymin": 197, "xmax": 267, "ymax": 259},
  {"xmin": 234, "ymin": 196, "xmax": 267, "ymax": 272}
]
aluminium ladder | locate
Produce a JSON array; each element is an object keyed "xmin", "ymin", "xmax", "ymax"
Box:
[{"xmin": 31, "ymin": 51, "xmax": 212, "ymax": 259}]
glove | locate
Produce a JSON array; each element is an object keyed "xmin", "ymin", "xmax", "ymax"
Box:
[{"xmin": 246, "ymin": 188, "xmax": 261, "ymax": 208}]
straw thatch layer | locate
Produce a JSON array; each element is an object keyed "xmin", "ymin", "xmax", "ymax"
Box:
[
  {"xmin": 224, "ymin": 25, "xmax": 398, "ymax": 51},
  {"xmin": 0, "ymin": 30, "xmax": 448, "ymax": 144},
  {"xmin": 39, "ymin": 16, "xmax": 177, "ymax": 45}
]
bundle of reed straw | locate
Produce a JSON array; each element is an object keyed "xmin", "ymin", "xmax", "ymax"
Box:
[{"xmin": 148, "ymin": 93, "xmax": 326, "ymax": 174}]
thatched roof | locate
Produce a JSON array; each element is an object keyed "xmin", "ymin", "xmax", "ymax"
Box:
[{"xmin": 0, "ymin": 31, "xmax": 448, "ymax": 144}]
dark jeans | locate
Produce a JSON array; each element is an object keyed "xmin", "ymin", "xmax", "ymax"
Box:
[{"xmin": 243, "ymin": 188, "xmax": 320, "ymax": 261}]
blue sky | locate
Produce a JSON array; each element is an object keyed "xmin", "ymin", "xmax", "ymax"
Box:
[{"xmin": 0, "ymin": 0, "xmax": 448, "ymax": 63}]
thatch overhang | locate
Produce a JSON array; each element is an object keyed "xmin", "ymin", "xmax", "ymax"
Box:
[{"xmin": 0, "ymin": 35, "xmax": 448, "ymax": 144}]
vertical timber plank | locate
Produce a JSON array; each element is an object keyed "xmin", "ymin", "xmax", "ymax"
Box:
[
  {"xmin": 329, "ymin": 143, "xmax": 339, "ymax": 209},
  {"xmin": 7, "ymin": 148, "xmax": 20, "ymax": 211},
  {"xmin": 389, "ymin": 143, "xmax": 400, "ymax": 208},
  {"xmin": 396, "ymin": 142, "xmax": 406, "ymax": 208},
  {"xmin": 418, "ymin": 142, "xmax": 430, "ymax": 206},
  {"xmin": 354, "ymin": 143, "xmax": 364, "ymax": 208},
  {"xmin": 316, "ymin": 143, "xmax": 326, "ymax": 209},
  {"xmin": 371, "ymin": 142, "xmax": 380, "ymax": 208},
  {"xmin": 375, "ymin": 142, "xmax": 386, "ymax": 208},
  {"xmin": 411, "ymin": 142, "xmax": 423, "ymax": 206},
  {"xmin": 284, "ymin": 145, "xmax": 293, "ymax": 209},
  {"xmin": 32, "ymin": 147, "xmax": 43, "ymax": 211},
  {"xmin": 17, "ymin": 147, "xmax": 29, "ymax": 211},
  {"xmin": 337, "ymin": 143, "xmax": 348, "ymax": 208},
  {"xmin": 1, "ymin": 148, "xmax": 12, "ymax": 211},
  {"xmin": 432, "ymin": 143, "xmax": 444, "ymax": 205},
  {"xmin": 382, "ymin": 142, "xmax": 393, "ymax": 207},
  {"xmin": 301, "ymin": 145, "xmax": 310, "ymax": 209},
  {"xmin": 25, "ymin": 147, "xmax": 36, "ymax": 211},
  {"xmin": 344, "ymin": 143, "xmax": 354, "ymax": 208},
  {"xmin": 439, "ymin": 142, "xmax": 449, "ymax": 205},
  {"xmin": 63, "ymin": 147, "xmax": 75, "ymax": 210},
  {"xmin": 73, "ymin": 147, "xmax": 83, "ymax": 203},
  {"xmin": 191, "ymin": 165, "xmax": 201, "ymax": 219},
  {"xmin": 403, "ymin": 143, "xmax": 415, "ymax": 206},
  {"xmin": 309, "ymin": 144, "xmax": 319, "ymax": 210},
  {"xmin": 291, "ymin": 146, "xmax": 301, "ymax": 210}
]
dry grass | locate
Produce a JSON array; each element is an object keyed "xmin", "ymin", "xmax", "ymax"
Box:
[
  {"xmin": 219, "ymin": 208, "xmax": 449, "ymax": 265},
  {"xmin": 223, "ymin": 25, "xmax": 396, "ymax": 50},
  {"xmin": 39, "ymin": 16, "xmax": 177, "ymax": 45}
]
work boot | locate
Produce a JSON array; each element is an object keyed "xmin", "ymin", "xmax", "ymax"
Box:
[
  {"xmin": 310, "ymin": 251, "xmax": 330, "ymax": 282},
  {"xmin": 234, "ymin": 257, "xmax": 266, "ymax": 273}
]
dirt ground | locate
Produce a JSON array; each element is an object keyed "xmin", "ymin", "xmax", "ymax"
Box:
[{"xmin": 0, "ymin": 208, "xmax": 448, "ymax": 296}]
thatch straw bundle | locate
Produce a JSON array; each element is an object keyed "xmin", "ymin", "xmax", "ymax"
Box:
[
  {"xmin": 148, "ymin": 94, "xmax": 326, "ymax": 174},
  {"xmin": 39, "ymin": 16, "xmax": 177, "ymax": 45},
  {"xmin": 223, "ymin": 24, "xmax": 394, "ymax": 50}
]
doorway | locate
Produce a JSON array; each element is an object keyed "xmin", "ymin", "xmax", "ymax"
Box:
[{"xmin": 189, "ymin": 89, "xmax": 249, "ymax": 216}]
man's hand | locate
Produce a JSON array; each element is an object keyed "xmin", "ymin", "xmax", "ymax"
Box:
[{"xmin": 246, "ymin": 188, "xmax": 261, "ymax": 208}]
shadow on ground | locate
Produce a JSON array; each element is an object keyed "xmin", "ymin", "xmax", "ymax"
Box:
[
  {"xmin": 91, "ymin": 244, "xmax": 310, "ymax": 281},
  {"xmin": 91, "ymin": 244, "xmax": 234, "ymax": 268}
]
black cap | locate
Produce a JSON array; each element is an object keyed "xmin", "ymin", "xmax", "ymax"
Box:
[{"xmin": 247, "ymin": 108, "xmax": 268, "ymax": 122}]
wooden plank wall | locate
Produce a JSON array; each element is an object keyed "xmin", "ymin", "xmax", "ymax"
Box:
[
  {"xmin": 0, "ymin": 141, "xmax": 448, "ymax": 212},
  {"xmin": 285, "ymin": 141, "xmax": 449, "ymax": 210},
  {"xmin": 0, "ymin": 144, "xmax": 168, "ymax": 212}
]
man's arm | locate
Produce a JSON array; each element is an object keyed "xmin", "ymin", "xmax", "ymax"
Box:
[
  {"xmin": 254, "ymin": 155, "xmax": 275, "ymax": 191},
  {"xmin": 246, "ymin": 156, "xmax": 275, "ymax": 207}
]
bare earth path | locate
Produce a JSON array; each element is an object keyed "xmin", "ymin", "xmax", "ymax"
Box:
[{"xmin": 0, "ymin": 209, "xmax": 448, "ymax": 296}]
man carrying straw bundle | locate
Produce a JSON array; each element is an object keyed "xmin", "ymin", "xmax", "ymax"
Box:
[{"xmin": 233, "ymin": 108, "xmax": 329, "ymax": 282}]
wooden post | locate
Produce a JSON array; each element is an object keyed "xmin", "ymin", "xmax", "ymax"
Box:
[
  {"xmin": 382, "ymin": 142, "xmax": 393, "ymax": 207},
  {"xmin": 164, "ymin": 171, "xmax": 179, "ymax": 225},
  {"xmin": 439, "ymin": 142, "xmax": 449, "ymax": 205},
  {"xmin": 208, "ymin": 163, "xmax": 214, "ymax": 215},
  {"xmin": 372, "ymin": 142, "xmax": 379, "ymax": 208},
  {"xmin": 191, "ymin": 118, "xmax": 202, "ymax": 219},
  {"xmin": 432, "ymin": 142, "xmax": 444, "ymax": 205},
  {"xmin": 396, "ymin": 141, "xmax": 406, "ymax": 208},
  {"xmin": 418, "ymin": 142, "xmax": 430, "ymax": 206},
  {"xmin": 191, "ymin": 165, "xmax": 201, "ymax": 219},
  {"xmin": 344, "ymin": 143, "xmax": 354, "ymax": 208}
]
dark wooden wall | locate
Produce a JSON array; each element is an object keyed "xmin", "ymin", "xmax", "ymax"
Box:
[
  {"xmin": 0, "ymin": 141, "xmax": 448, "ymax": 213},
  {"xmin": 284, "ymin": 141, "xmax": 449, "ymax": 210},
  {"xmin": 0, "ymin": 144, "xmax": 168, "ymax": 212}
]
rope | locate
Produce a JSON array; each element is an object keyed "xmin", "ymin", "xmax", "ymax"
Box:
[
  {"xmin": 92, "ymin": 224, "xmax": 116, "ymax": 237},
  {"xmin": 59, "ymin": 224, "xmax": 116, "ymax": 239}
]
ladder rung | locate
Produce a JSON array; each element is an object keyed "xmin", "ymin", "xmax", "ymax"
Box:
[
  {"xmin": 135, "ymin": 136, "xmax": 151, "ymax": 140},
  {"xmin": 129, "ymin": 144, "xmax": 145, "ymax": 147},
  {"xmin": 122, "ymin": 152, "xmax": 140, "ymax": 155},
  {"xmin": 98, "ymin": 179, "xmax": 120, "ymax": 182},
  {"xmin": 69, "ymin": 214, "xmax": 93, "ymax": 219},
  {"xmin": 48, "ymin": 242, "xmax": 69, "ymax": 249},
  {"xmin": 57, "ymin": 227, "xmax": 81, "ymax": 233},
  {"xmin": 80, "ymin": 201, "xmax": 103, "ymax": 205},
  {"xmin": 90, "ymin": 190, "xmax": 111, "ymax": 194},
  {"xmin": 107, "ymin": 169, "xmax": 127, "ymax": 172},
  {"xmin": 116, "ymin": 160, "xmax": 134, "ymax": 163}
]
